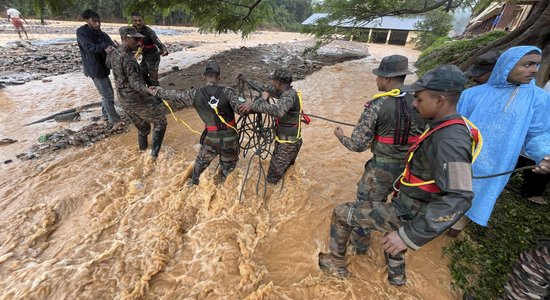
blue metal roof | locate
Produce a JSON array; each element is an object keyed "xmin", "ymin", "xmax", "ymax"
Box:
[{"xmin": 302, "ymin": 13, "xmax": 423, "ymax": 31}]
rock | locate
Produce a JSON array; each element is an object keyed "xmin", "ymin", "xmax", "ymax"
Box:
[
  {"xmin": 54, "ymin": 112, "xmax": 80, "ymax": 122},
  {"xmin": 0, "ymin": 138, "xmax": 17, "ymax": 144},
  {"xmin": 42, "ymin": 78, "xmax": 52, "ymax": 83},
  {"xmin": 4, "ymin": 159, "xmax": 13, "ymax": 164},
  {"xmin": 53, "ymin": 142, "xmax": 67, "ymax": 150}
]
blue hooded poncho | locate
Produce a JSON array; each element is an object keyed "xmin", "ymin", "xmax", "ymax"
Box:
[{"xmin": 458, "ymin": 46, "xmax": 550, "ymax": 226}]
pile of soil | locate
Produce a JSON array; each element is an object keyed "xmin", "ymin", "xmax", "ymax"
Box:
[
  {"xmin": 15, "ymin": 40, "xmax": 367, "ymax": 161},
  {"xmin": 0, "ymin": 40, "xmax": 199, "ymax": 83},
  {"xmin": 160, "ymin": 40, "xmax": 367, "ymax": 110}
]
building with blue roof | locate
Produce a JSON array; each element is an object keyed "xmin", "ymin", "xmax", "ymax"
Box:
[{"xmin": 302, "ymin": 13, "xmax": 423, "ymax": 45}]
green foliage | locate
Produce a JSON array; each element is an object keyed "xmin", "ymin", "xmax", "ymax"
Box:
[
  {"xmin": 415, "ymin": 30, "xmax": 508, "ymax": 75},
  {"xmin": 411, "ymin": 9, "xmax": 453, "ymax": 50},
  {"xmin": 445, "ymin": 175, "xmax": 550, "ymax": 299}
]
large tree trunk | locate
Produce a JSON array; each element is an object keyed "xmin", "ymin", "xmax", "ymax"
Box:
[{"xmin": 458, "ymin": 0, "xmax": 550, "ymax": 86}]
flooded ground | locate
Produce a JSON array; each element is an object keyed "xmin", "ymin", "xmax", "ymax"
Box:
[{"xmin": 0, "ymin": 20, "xmax": 460, "ymax": 299}]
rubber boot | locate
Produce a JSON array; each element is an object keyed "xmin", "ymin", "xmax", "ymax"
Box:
[
  {"xmin": 138, "ymin": 133, "xmax": 148, "ymax": 151},
  {"xmin": 318, "ymin": 252, "xmax": 349, "ymax": 278},
  {"xmin": 385, "ymin": 252, "xmax": 406, "ymax": 286},
  {"xmin": 150, "ymin": 127, "xmax": 166, "ymax": 158}
]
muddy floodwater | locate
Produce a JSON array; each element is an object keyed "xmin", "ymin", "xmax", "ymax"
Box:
[{"xmin": 0, "ymin": 21, "xmax": 460, "ymax": 299}]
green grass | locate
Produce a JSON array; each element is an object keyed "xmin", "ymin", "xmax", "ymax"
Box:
[
  {"xmin": 415, "ymin": 31, "xmax": 509, "ymax": 76},
  {"xmin": 444, "ymin": 175, "xmax": 550, "ymax": 299}
]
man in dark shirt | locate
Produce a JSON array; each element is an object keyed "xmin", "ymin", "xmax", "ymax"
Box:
[
  {"xmin": 76, "ymin": 9, "xmax": 121, "ymax": 124},
  {"xmin": 319, "ymin": 65, "xmax": 475, "ymax": 286},
  {"xmin": 131, "ymin": 12, "xmax": 168, "ymax": 87}
]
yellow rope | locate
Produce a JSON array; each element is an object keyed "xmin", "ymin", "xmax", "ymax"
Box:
[
  {"xmin": 372, "ymin": 88, "xmax": 402, "ymax": 100},
  {"xmin": 162, "ymin": 99, "xmax": 201, "ymax": 135},
  {"xmin": 213, "ymin": 107, "xmax": 238, "ymax": 133}
]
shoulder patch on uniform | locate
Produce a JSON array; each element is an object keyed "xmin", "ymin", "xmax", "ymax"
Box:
[
  {"xmin": 447, "ymin": 162, "xmax": 472, "ymax": 191},
  {"xmin": 365, "ymin": 99, "xmax": 376, "ymax": 108},
  {"xmin": 365, "ymin": 99, "xmax": 378, "ymax": 108}
]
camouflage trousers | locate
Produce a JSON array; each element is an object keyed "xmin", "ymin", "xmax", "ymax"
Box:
[
  {"xmin": 267, "ymin": 139, "xmax": 302, "ymax": 184},
  {"xmin": 357, "ymin": 155, "xmax": 405, "ymax": 202},
  {"xmin": 192, "ymin": 133, "xmax": 240, "ymax": 184},
  {"xmin": 501, "ymin": 241, "xmax": 550, "ymax": 300},
  {"xmin": 353, "ymin": 156, "xmax": 405, "ymax": 253},
  {"xmin": 330, "ymin": 199, "xmax": 415, "ymax": 282},
  {"xmin": 140, "ymin": 52, "xmax": 161, "ymax": 86},
  {"xmin": 122, "ymin": 101, "xmax": 167, "ymax": 134}
]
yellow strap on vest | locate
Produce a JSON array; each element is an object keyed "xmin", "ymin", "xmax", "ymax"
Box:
[
  {"xmin": 462, "ymin": 117, "xmax": 483, "ymax": 163},
  {"xmin": 372, "ymin": 88, "xmax": 401, "ymax": 100},
  {"xmin": 399, "ymin": 127, "xmax": 436, "ymax": 188},
  {"xmin": 398, "ymin": 116, "xmax": 483, "ymax": 188},
  {"xmin": 162, "ymin": 99, "xmax": 201, "ymax": 135},
  {"xmin": 213, "ymin": 107, "xmax": 238, "ymax": 133},
  {"xmin": 134, "ymin": 47, "xmax": 142, "ymax": 60},
  {"xmin": 275, "ymin": 90, "xmax": 303, "ymax": 144}
]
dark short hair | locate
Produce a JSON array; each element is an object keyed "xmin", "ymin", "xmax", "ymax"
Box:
[
  {"xmin": 430, "ymin": 90, "xmax": 461, "ymax": 104},
  {"xmin": 131, "ymin": 12, "xmax": 142, "ymax": 18},
  {"xmin": 394, "ymin": 75, "xmax": 406, "ymax": 84},
  {"xmin": 82, "ymin": 9, "xmax": 100, "ymax": 20}
]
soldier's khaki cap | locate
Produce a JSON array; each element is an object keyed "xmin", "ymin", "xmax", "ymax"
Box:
[
  {"xmin": 464, "ymin": 50, "xmax": 503, "ymax": 78},
  {"xmin": 119, "ymin": 26, "xmax": 144, "ymax": 38},
  {"xmin": 372, "ymin": 55, "xmax": 413, "ymax": 77},
  {"xmin": 402, "ymin": 65, "xmax": 467, "ymax": 93}
]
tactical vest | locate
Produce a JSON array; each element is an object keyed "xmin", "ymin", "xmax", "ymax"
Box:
[
  {"xmin": 275, "ymin": 90, "xmax": 301, "ymax": 138},
  {"xmin": 193, "ymin": 85, "xmax": 235, "ymax": 132},
  {"xmin": 371, "ymin": 93, "xmax": 425, "ymax": 160},
  {"xmin": 399, "ymin": 117, "xmax": 480, "ymax": 193}
]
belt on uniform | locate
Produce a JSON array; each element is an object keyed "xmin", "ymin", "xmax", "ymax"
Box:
[
  {"xmin": 276, "ymin": 134, "xmax": 301, "ymax": 142},
  {"xmin": 374, "ymin": 134, "xmax": 419, "ymax": 145},
  {"xmin": 143, "ymin": 44, "xmax": 157, "ymax": 49},
  {"xmin": 205, "ymin": 120, "xmax": 236, "ymax": 131}
]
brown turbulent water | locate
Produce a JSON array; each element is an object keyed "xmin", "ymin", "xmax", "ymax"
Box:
[{"xmin": 0, "ymin": 28, "xmax": 460, "ymax": 299}]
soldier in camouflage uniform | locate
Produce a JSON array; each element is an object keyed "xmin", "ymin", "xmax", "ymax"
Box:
[
  {"xmin": 150, "ymin": 61, "xmax": 241, "ymax": 184},
  {"xmin": 334, "ymin": 55, "xmax": 426, "ymax": 254},
  {"xmin": 131, "ymin": 12, "xmax": 168, "ymax": 86},
  {"xmin": 239, "ymin": 68, "xmax": 303, "ymax": 185},
  {"xmin": 319, "ymin": 66, "xmax": 475, "ymax": 286},
  {"xmin": 106, "ymin": 26, "xmax": 168, "ymax": 159},
  {"xmin": 501, "ymin": 240, "xmax": 550, "ymax": 300}
]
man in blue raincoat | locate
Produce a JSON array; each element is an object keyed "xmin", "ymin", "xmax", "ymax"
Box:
[{"xmin": 458, "ymin": 45, "xmax": 550, "ymax": 227}]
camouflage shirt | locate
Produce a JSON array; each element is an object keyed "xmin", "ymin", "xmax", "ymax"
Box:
[
  {"xmin": 137, "ymin": 25, "xmax": 167, "ymax": 54},
  {"xmin": 338, "ymin": 93, "xmax": 426, "ymax": 160},
  {"xmin": 248, "ymin": 80, "xmax": 301, "ymax": 138},
  {"xmin": 106, "ymin": 44, "xmax": 152, "ymax": 107}
]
